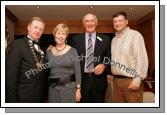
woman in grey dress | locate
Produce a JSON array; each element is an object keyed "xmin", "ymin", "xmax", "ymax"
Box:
[{"xmin": 46, "ymin": 23, "xmax": 81, "ymax": 103}]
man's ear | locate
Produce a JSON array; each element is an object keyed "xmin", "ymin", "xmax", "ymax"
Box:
[
  {"xmin": 83, "ymin": 22, "xmax": 85, "ymax": 28},
  {"xmin": 126, "ymin": 20, "xmax": 128, "ymax": 25},
  {"xmin": 27, "ymin": 24, "xmax": 30, "ymax": 31}
]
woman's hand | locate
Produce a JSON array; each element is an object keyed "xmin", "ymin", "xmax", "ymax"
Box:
[{"xmin": 75, "ymin": 88, "xmax": 81, "ymax": 102}]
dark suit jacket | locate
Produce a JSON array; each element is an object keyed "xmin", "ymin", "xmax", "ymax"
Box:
[
  {"xmin": 6, "ymin": 37, "xmax": 46, "ymax": 103},
  {"xmin": 71, "ymin": 33, "xmax": 111, "ymax": 92}
]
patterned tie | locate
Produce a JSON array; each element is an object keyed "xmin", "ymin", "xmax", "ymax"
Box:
[{"xmin": 86, "ymin": 34, "xmax": 94, "ymax": 72}]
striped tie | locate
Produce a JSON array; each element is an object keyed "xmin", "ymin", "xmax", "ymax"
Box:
[{"xmin": 86, "ymin": 34, "xmax": 94, "ymax": 72}]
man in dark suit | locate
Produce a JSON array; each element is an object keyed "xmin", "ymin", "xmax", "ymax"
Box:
[
  {"xmin": 6, "ymin": 17, "xmax": 47, "ymax": 103},
  {"xmin": 71, "ymin": 13, "xmax": 111, "ymax": 102}
]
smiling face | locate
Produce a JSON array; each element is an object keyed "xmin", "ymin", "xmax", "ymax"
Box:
[
  {"xmin": 83, "ymin": 14, "xmax": 97, "ymax": 34},
  {"xmin": 113, "ymin": 15, "xmax": 128, "ymax": 33},
  {"xmin": 27, "ymin": 20, "xmax": 45, "ymax": 41},
  {"xmin": 53, "ymin": 23, "xmax": 69, "ymax": 45},
  {"xmin": 55, "ymin": 30, "xmax": 67, "ymax": 45}
]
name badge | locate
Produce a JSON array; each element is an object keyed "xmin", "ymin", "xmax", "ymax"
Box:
[{"xmin": 97, "ymin": 36, "xmax": 102, "ymax": 41}]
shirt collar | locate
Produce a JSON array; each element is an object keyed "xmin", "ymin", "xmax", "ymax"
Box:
[
  {"xmin": 27, "ymin": 35, "xmax": 38, "ymax": 42},
  {"xmin": 85, "ymin": 32, "xmax": 96, "ymax": 39},
  {"xmin": 115, "ymin": 27, "xmax": 130, "ymax": 38},
  {"xmin": 27, "ymin": 35, "xmax": 39, "ymax": 45}
]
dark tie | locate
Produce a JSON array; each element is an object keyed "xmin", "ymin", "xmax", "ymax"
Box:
[
  {"xmin": 28, "ymin": 39, "xmax": 40, "ymax": 52},
  {"xmin": 86, "ymin": 34, "xmax": 94, "ymax": 72},
  {"xmin": 32, "ymin": 41, "xmax": 39, "ymax": 45}
]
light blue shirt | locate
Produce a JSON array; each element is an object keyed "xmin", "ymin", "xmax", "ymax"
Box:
[{"xmin": 84, "ymin": 32, "xmax": 96, "ymax": 72}]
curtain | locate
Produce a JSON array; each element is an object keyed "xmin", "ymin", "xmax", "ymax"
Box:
[{"xmin": 5, "ymin": 24, "xmax": 10, "ymax": 56}]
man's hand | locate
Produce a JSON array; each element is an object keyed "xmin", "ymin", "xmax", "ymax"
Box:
[
  {"xmin": 128, "ymin": 77, "xmax": 142, "ymax": 90},
  {"xmin": 46, "ymin": 45, "xmax": 53, "ymax": 51},
  {"xmin": 92, "ymin": 64, "xmax": 105, "ymax": 75}
]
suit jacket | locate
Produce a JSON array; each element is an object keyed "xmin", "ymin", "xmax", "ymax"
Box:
[
  {"xmin": 71, "ymin": 33, "xmax": 111, "ymax": 92},
  {"xmin": 6, "ymin": 37, "xmax": 46, "ymax": 103}
]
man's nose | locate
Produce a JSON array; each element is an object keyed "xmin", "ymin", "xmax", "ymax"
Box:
[
  {"xmin": 36, "ymin": 28, "xmax": 42, "ymax": 33},
  {"xmin": 59, "ymin": 35, "xmax": 64, "ymax": 38}
]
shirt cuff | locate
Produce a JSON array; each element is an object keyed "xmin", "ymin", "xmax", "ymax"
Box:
[{"xmin": 133, "ymin": 76, "xmax": 142, "ymax": 84}]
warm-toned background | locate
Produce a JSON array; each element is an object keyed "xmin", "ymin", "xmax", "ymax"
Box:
[{"xmin": 5, "ymin": 5, "xmax": 155, "ymax": 102}]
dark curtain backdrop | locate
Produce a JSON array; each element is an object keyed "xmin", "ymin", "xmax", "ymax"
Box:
[{"xmin": 15, "ymin": 33, "xmax": 115, "ymax": 52}]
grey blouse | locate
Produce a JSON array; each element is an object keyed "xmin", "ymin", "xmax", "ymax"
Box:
[{"xmin": 46, "ymin": 47, "xmax": 81, "ymax": 85}]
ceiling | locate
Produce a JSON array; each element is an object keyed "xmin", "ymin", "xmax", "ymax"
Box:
[{"xmin": 6, "ymin": 5, "xmax": 155, "ymax": 21}]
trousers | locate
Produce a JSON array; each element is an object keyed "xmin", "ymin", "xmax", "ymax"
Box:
[{"xmin": 112, "ymin": 75, "xmax": 143, "ymax": 103}]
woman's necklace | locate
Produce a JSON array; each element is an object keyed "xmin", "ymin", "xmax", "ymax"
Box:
[
  {"xmin": 55, "ymin": 44, "xmax": 67, "ymax": 51},
  {"xmin": 54, "ymin": 44, "xmax": 67, "ymax": 56}
]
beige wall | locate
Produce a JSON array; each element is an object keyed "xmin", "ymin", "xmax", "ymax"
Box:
[
  {"xmin": 137, "ymin": 12, "xmax": 155, "ymax": 76},
  {"xmin": 15, "ymin": 20, "xmax": 137, "ymax": 35}
]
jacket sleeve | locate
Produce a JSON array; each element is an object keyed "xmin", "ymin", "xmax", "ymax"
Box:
[
  {"xmin": 104, "ymin": 36, "xmax": 111, "ymax": 74},
  {"xmin": 132, "ymin": 32, "xmax": 148, "ymax": 79}
]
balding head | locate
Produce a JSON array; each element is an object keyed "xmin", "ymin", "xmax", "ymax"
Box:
[
  {"xmin": 82, "ymin": 13, "xmax": 98, "ymax": 33},
  {"xmin": 83, "ymin": 13, "xmax": 98, "ymax": 24}
]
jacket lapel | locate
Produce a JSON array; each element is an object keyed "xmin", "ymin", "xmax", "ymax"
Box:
[
  {"xmin": 94, "ymin": 33, "xmax": 102, "ymax": 57},
  {"xmin": 23, "ymin": 37, "xmax": 36, "ymax": 64},
  {"xmin": 80, "ymin": 34, "xmax": 86, "ymax": 56}
]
